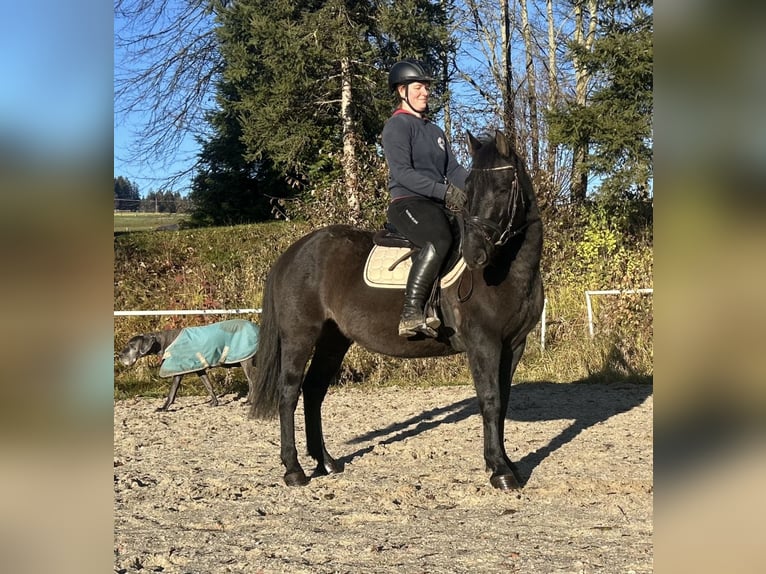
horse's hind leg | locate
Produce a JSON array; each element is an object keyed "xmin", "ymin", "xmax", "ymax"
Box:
[
  {"xmin": 303, "ymin": 322, "xmax": 351, "ymax": 477},
  {"xmin": 279, "ymin": 338, "xmax": 317, "ymax": 487}
]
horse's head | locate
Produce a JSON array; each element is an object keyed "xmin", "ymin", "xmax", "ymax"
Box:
[{"xmin": 462, "ymin": 130, "xmax": 536, "ymax": 270}]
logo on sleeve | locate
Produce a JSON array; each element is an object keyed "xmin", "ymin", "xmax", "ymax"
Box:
[{"xmin": 437, "ymin": 136, "xmax": 445, "ymax": 151}]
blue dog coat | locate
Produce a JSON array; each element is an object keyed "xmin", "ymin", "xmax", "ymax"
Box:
[{"xmin": 159, "ymin": 319, "xmax": 260, "ymax": 378}]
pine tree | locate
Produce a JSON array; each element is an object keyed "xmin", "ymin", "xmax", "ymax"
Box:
[
  {"xmin": 188, "ymin": 83, "xmax": 289, "ymax": 226},
  {"xmin": 208, "ymin": 0, "xmax": 448, "ymax": 223},
  {"xmin": 585, "ymin": 0, "xmax": 653, "ymax": 200},
  {"xmin": 547, "ymin": 0, "xmax": 652, "ymax": 202},
  {"xmin": 114, "ymin": 176, "xmax": 141, "ymax": 211}
]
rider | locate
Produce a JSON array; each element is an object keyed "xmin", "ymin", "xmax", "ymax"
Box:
[{"xmin": 381, "ymin": 59, "xmax": 469, "ymax": 338}]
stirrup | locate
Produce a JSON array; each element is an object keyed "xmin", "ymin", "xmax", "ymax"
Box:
[
  {"xmin": 398, "ymin": 317, "xmax": 438, "ymax": 338},
  {"xmin": 425, "ymin": 312, "xmax": 441, "ymax": 330},
  {"xmin": 414, "ymin": 323, "xmax": 439, "ymax": 338},
  {"xmin": 398, "ymin": 316, "xmax": 421, "ymax": 337}
]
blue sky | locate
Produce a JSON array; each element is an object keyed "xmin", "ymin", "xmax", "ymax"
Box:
[
  {"xmin": 113, "ymin": 0, "xmax": 201, "ymax": 195},
  {"xmin": 114, "ymin": 115, "xmax": 198, "ymax": 194},
  {"xmin": 0, "ymin": 3, "xmax": 111, "ymax": 161}
]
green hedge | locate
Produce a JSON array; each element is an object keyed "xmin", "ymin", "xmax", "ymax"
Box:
[{"xmin": 114, "ymin": 215, "xmax": 652, "ymax": 398}]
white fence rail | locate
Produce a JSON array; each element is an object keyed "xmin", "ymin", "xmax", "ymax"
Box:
[
  {"xmin": 114, "ymin": 308, "xmax": 261, "ymax": 317},
  {"xmin": 114, "ymin": 288, "xmax": 651, "ymax": 349},
  {"xmin": 113, "ymin": 307, "xmax": 551, "ymax": 349}
]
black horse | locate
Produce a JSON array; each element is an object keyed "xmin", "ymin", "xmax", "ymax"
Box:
[{"xmin": 250, "ymin": 130, "xmax": 544, "ymax": 490}]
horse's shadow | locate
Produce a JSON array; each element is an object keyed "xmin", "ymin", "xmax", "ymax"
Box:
[{"xmin": 339, "ymin": 374, "xmax": 652, "ymax": 486}]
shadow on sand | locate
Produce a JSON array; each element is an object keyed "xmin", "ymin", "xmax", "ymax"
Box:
[{"xmin": 341, "ymin": 347, "xmax": 652, "ymax": 486}]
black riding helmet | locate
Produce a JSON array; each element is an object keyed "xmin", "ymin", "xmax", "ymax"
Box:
[
  {"xmin": 388, "ymin": 60, "xmax": 434, "ymax": 91},
  {"xmin": 389, "ymin": 60, "xmax": 434, "ymax": 113}
]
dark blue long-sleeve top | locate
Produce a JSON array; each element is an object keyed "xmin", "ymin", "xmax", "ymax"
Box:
[{"xmin": 381, "ymin": 110, "xmax": 468, "ymax": 202}]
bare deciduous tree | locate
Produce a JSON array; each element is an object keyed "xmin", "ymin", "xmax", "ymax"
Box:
[
  {"xmin": 114, "ymin": 0, "xmax": 227, "ymax": 188},
  {"xmin": 340, "ymin": 56, "xmax": 362, "ymax": 223},
  {"xmin": 499, "ymin": 0, "xmax": 517, "ymax": 142},
  {"xmin": 520, "ymin": 0, "xmax": 539, "ymax": 173},
  {"xmin": 545, "ymin": 0, "xmax": 559, "ymax": 178},
  {"xmin": 571, "ymin": 0, "xmax": 598, "ymax": 201}
]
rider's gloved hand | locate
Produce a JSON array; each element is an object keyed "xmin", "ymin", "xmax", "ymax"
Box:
[{"xmin": 445, "ymin": 183, "xmax": 467, "ymax": 211}]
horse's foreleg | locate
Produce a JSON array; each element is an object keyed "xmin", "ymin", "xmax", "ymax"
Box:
[
  {"xmin": 303, "ymin": 326, "xmax": 351, "ymax": 477},
  {"xmin": 492, "ymin": 340, "xmax": 528, "ymax": 487},
  {"xmin": 468, "ymin": 342, "xmax": 520, "ymax": 490}
]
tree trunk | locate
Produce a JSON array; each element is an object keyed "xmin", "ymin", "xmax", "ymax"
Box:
[
  {"xmin": 500, "ymin": 0, "xmax": 516, "ymax": 143},
  {"xmin": 340, "ymin": 57, "xmax": 361, "ymax": 223},
  {"xmin": 545, "ymin": 0, "xmax": 558, "ymax": 178},
  {"xmin": 520, "ymin": 0, "xmax": 538, "ymax": 174},
  {"xmin": 570, "ymin": 0, "xmax": 597, "ymax": 202},
  {"xmin": 439, "ymin": 8, "xmax": 453, "ymax": 142}
]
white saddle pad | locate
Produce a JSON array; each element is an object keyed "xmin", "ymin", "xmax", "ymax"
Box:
[{"xmin": 363, "ymin": 245, "xmax": 466, "ymax": 289}]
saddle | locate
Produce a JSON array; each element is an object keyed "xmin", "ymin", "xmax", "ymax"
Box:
[{"xmin": 363, "ymin": 220, "xmax": 466, "ymax": 290}]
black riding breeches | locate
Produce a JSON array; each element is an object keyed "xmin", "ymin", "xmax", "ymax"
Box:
[{"xmin": 387, "ymin": 196, "xmax": 453, "ymax": 264}]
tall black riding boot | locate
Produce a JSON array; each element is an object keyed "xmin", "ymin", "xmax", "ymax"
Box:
[{"xmin": 399, "ymin": 243, "xmax": 442, "ymax": 337}]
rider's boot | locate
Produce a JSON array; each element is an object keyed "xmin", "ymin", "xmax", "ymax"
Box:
[{"xmin": 398, "ymin": 243, "xmax": 442, "ymax": 338}]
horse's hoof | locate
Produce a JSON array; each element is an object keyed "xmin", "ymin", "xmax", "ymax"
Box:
[
  {"xmin": 318, "ymin": 459, "xmax": 344, "ymax": 476},
  {"xmin": 490, "ymin": 473, "xmax": 521, "ymax": 490},
  {"xmin": 284, "ymin": 471, "xmax": 310, "ymax": 487}
]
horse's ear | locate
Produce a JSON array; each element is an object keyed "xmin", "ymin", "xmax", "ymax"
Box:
[
  {"xmin": 467, "ymin": 131, "xmax": 482, "ymax": 157},
  {"xmin": 495, "ymin": 130, "xmax": 511, "ymax": 158}
]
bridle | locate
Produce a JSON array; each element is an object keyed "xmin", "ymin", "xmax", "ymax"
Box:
[
  {"xmin": 462, "ymin": 162, "xmax": 528, "ymax": 249},
  {"xmin": 455, "ymin": 162, "xmax": 530, "ymax": 303}
]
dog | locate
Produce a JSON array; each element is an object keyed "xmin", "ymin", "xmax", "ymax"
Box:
[{"xmin": 117, "ymin": 319, "xmax": 259, "ymax": 412}]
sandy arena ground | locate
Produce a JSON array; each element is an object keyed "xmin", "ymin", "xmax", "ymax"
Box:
[{"xmin": 114, "ymin": 382, "xmax": 653, "ymax": 573}]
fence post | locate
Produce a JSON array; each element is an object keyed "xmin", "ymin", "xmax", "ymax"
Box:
[
  {"xmin": 586, "ymin": 292, "xmax": 595, "ymax": 338},
  {"xmin": 585, "ymin": 289, "xmax": 653, "ymax": 338}
]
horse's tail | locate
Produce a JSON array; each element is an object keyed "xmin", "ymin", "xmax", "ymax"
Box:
[{"xmin": 249, "ymin": 272, "xmax": 281, "ymax": 420}]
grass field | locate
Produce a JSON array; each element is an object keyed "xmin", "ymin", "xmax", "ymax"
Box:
[{"xmin": 114, "ymin": 212, "xmax": 187, "ymax": 233}]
